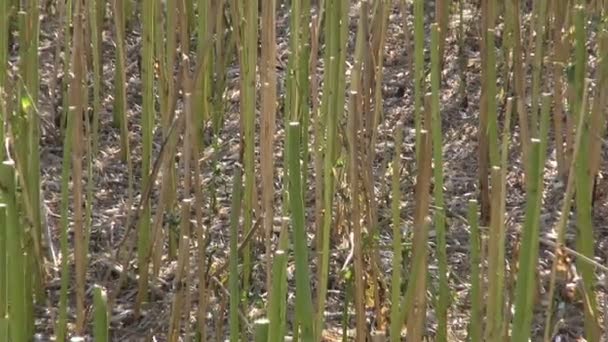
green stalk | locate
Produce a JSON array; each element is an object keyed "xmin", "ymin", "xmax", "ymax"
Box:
[
  {"xmin": 93, "ymin": 285, "xmax": 109, "ymax": 342},
  {"xmin": 235, "ymin": 0, "xmax": 258, "ymax": 297},
  {"xmin": 542, "ymin": 79, "xmax": 590, "ymax": 341},
  {"xmin": 55, "ymin": 95, "xmax": 74, "ymax": 342},
  {"xmin": 160, "ymin": 0, "xmax": 178, "ymax": 261},
  {"xmin": 286, "ymin": 0, "xmax": 311, "ymax": 182},
  {"xmin": 59, "ymin": 0, "xmax": 73, "ymax": 136},
  {"xmin": 19, "ymin": 1, "xmax": 44, "ymax": 303},
  {"xmin": 0, "ymin": 204, "xmax": 4, "ymax": 339},
  {"xmin": 486, "ymin": 28, "xmax": 499, "ymax": 168},
  {"xmin": 267, "ymin": 250, "xmax": 288, "ymax": 342},
  {"xmin": 1, "ymin": 160, "xmax": 26, "ymax": 342},
  {"xmin": 260, "ymin": 0, "xmax": 277, "ymax": 296},
  {"xmin": 0, "ymin": 0, "xmax": 7, "ymax": 92},
  {"xmin": 287, "ymin": 122, "xmax": 315, "ymax": 341},
  {"xmin": 511, "ymin": 94, "xmax": 551, "ymax": 342},
  {"xmin": 315, "ymin": 1, "xmax": 347, "ymax": 337},
  {"xmin": 413, "ymin": 0, "xmax": 424, "ymax": 162},
  {"xmin": 389, "ymin": 123, "xmax": 403, "ymax": 342},
  {"xmin": 229, "ymin": 167, "xmax": 244, "ymax": 342},
  {"xmin": 0, "ymin": 3, "xmax": 7, "ymax": 328},
  {"xmin": 499, "ymin": 98, "xmax": 515, "ymax": 340},
  {"xmin": 529, "ymin": 0, "xmax": 547, "ymax": 138},
  {"xmin": 167, "ymin": 201, "xmax": 191, "ymax": 341},
  {"xmin": 467, "ymin": 200, "xmax": 481, "ymax": 342},
  {"xmin": 402, "ymin": 127, "xmax": 433, "ymax": 339},
  {"xmin": 0, "ymin": 318, "xmax": 6, "ymax": 342},
  {"xmin": 112, "ymin": 0, "xmax": 130, "ymax": 162},
  {"xmin": 136, "ymin": 0, "xmax": 156, "ymax": 313},
  {"xmin": 68, "ymin": 0, "xmax": 87, "ymax": 332},
  {"xmin": 347, "ymin": 3, "xmax": 368, "ymax": 339},
  {"xmin": 254, "ymin": 318, "xmax": 270, "ymax": 342},
  {"xmin": 88, "ymin": 0, "xmax": 102, "ymax": 158},
  {"xmin": 0, "ymin": 0, "xmax": 7, "ymax": 185},
  {"xmin": 574, "ymin": 100, "xmax": 601, "ymax": 341},
  {"xmin": 571, "ymin": 7, "xmax": 600, "ymax": 340},
  {"xmin": 84, "ymin": 0, "xmax": 102, "ymax": 272},
  {"xmin": 429, "ymin": 24, "xmax": 449, "ymax": 342},
  {"xmin": 484, "ymin": 166, "xmax": 505, "ymax": 341}
]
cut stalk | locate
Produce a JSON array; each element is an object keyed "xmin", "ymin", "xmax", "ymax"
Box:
[
  {"xmin": 93, "ymin": 285, "xmax": 109, "ymax": 342},
  {"xmin": 267, "ymin": 250, "xmax": 288, "ymax": 342},
  {"xmin": 389, "ymin": 123, "xmax": 403, "ymax": 342},
  {"xmin": 229, "ymin": 167, "xmax": 244, "ymax": 342},
  {"xmin": 2, "ymin": 160, "xmax": 27, "ymax": 342},
  {"xmin": 511, "ymin": 94, "xmax": 551, "ymax": 342},
  {"xmin": 467, "ymin": 200, "xmax": 481, "ymax": 342},
  {"xmin": 287, "ymin": 122, "xmax": 315, "ymax": 341}
]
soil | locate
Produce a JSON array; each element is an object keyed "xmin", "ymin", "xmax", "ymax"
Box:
[{"xmin": 23, "ymin": 1, "xmax": 608, "ymax": 341}]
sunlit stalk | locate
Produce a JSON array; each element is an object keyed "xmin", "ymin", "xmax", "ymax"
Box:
[{"xmin": 511, "ymin": 94, "xmax": 551, "ymax": 341}]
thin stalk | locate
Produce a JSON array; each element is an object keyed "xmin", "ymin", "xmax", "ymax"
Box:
[
  {"xmin": 55, "ymin": 87, "xmax": 74, "ymax": 342},
  {"xmin": 59, "ymin": 0, "xmax": 73, "ymax": 135},
  {"xmin": 477, "ymin": 0, "xmax": 490, "ymax": 225},
  {"xmin": 69, "ymin": 0, "xmax": 87, "ymax": 332},
  {"xmin": 135, "ymin": 0, "xmax": 156, "ymax": 314},
  {"xmin": 260, "ymin": 0, "xmax": 277, "ymax": 294},
  {"xmin": 0, "ymin": 0, "xmax": 7, "ymax": 92},
  {"xmin": 571, "ymin": 8, "xmax": 600, "ymax": 340},
  {"xmin": 484, "ymin": 166, "xmax": 505, "ymax": 341},
  {"xmin": 467, "ymin": 200, "xmax": 481, "ymax": 342},
  {"xmin": 543, "ymin": 80, "xmax": 590, "ymax": 341},
  {"xmin": 229, "ymin": 167, "xmax": 244, "ymax": 342},
  {"xmin": 112, "ymin": 0, "xmax": 130, "ymax": 162},
  {"xmin": 588, "ymin": 17, "xmax": 608, "ymax": 194},
  {"xmin": 20, "ymin": 0, "xmax": 44, "ymax": 301},
  {"xmin": 347, "ymin": 3, "xmax": 368, "ymax": 340},
  {"xmin": 486, "ymin": 28, "xmax": 499, "ymax": 168},
  {"xmin": 511, "ymin": 94, "xmax": 551, "ymax": 342},
  {"xmin": 505, "ymin": 0, "xmax": 530, "ymax": 180},
  {"xmin": 430, "ymin": 23, "xmax": 448, "ymax": 342},
  {"xmin": 529, "ymin": 0, "xmax": 548, "ymax": 138},
  {"xmin": 88, "ymin": 0, "xmax": 102, "ymax": 158},
  {"xmin": 550, "ymin": 0, "xmax": 569, "ymax": 178},
  {"xmin": 0, "ymin": 204, "xmax": 4, "ymax": 338},
  {"xmin": 403, "ymin": 129, "xmax": 433, "ymax": 341},
  {"xmin": 435, "ymin": 0, "xmax": 450, "ymax": 67},
  {"xmin": 315, "ymin": 0, "xmax": 346, "ymax": 338},
  {"xmin": 367, "ymin": 1, "xmax": 390, "ymax": 330},
  {"xmin": 413, "ymin": 0, "xmax": 424, "ymax": 162},
  {"xmin": 311, "ymin": 10, "xmax": 323, "ymax": 253},
  {"xmin": 167, "ymin": 201, "xmax": 191, "ymax": 342},
  {"xmin": 388, "ymin": 123, "xmax": 403, "ymax": 342},
  {"xmin": 233, "ymin": 0, "xmax": 258, "ymax": 297}
]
